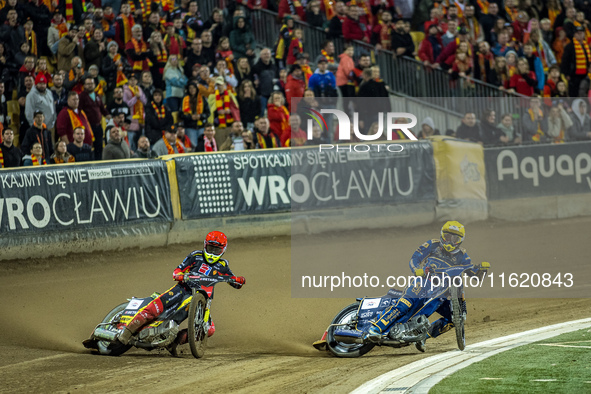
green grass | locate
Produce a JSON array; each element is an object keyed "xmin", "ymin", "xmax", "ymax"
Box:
[{"xmin": 430, "ymin": 328, "xmax": 591, "ymax": 394}]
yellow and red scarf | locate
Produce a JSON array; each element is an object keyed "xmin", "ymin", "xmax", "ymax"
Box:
[
  {"xmin": 53, "ymin": 155, "xmax": 76, "ymax": 163},
  {"xmin": 131, "ymin": 38, "xmax": 148, "ymax": 70},
  {"xmin": 548, "ymin": 9, "xmax": 560, "ymax": 27},
  {"xmin": 163, "ymin": 136, "xmax": 185, "ymax": 154},
  {"xmin": 528, "ymin": 108, "xmax": 545, "ymax": 142},
  {"xmin": 129, "ymin": 0, "xmax": 148, "ymax": 22},
  {"xmin": 114, "ymin": 54, "xmax": 128, "ymax": 87},
  {"xmin": 321, "ymin": 49, "xmax": 335, "ymax": 64},
  {"xmin": 65, "ymin": 0, "xmax": 73, "ymax": 23},
  {"xmin": 455, "ymin": 37, "xmax": 472, "ymax": 56},
  {"xmin": 256, "ymin": 133, "xmax": 279, "ymax": 149},
  {"xmin": 505, "ymin": 6, "xmax": 518, "ymax": 22},
  {"xmin": 574, "ymin": 39, "xmax": 591, "ymax": 75},
  {"xmin": 67, "ymin": 109, "xmax": 94, "ymax": 143},
  {"xmin": 323, "ymin": 0, "xmax": 335, "ymax": 20},
  {"xmin": 0, "ymin": 145, "xmax": 4, "ymax": 168},
  {"xmin": 476, "ymin": 0, "xmax": 488, "ymax": 14},
  {"xmin": 152, "ymin": 101, "xmax": 166, "ymax": 119},
  {"xmin": 129, "ymin": 86, "xmax": 144, "ymax": 122},
  {"xmin": 26, "ymin": 30, "xmax": 37, "ymax": 57},
  {"xmin": 121, "ymin": 14, "xmax": 134, "ymax": 44},
  {"xmin": 215, "ymin": 89, "xmax": 233, "ymax": 128},
  {"xmin": 31, "ymin": 155, "xmax": 47, "ymax": 166},
  {"xmin": 182, "ymin": 94, "xmax": 205, "ymax": 125}
]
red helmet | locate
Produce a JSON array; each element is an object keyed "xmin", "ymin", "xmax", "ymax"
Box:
[{"xmin": 203, "ymin": 231, "xmax": 227, "ymax": 264}]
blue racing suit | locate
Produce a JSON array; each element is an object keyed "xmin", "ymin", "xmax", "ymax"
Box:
[{"xmin": 371, "ymin": 239, "xmax": 482, "ymax": 338}]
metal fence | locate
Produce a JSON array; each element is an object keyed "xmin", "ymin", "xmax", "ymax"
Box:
[{"xmin": 248, "ymin": 9, "xmax": 530, "ymax": 121}]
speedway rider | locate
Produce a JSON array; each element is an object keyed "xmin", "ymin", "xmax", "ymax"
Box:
[
  {"xmin": 365, "ymin": 221, "xmax": 490, "ymax": 345},
  {"xmin": 117, "ymin": 231, "xmax": 246, "ymax": 345}
]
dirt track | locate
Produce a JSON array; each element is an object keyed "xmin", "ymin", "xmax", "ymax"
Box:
[{"xmin": 0, "ymin": 218, "xmax": 590, "ymax": 393}]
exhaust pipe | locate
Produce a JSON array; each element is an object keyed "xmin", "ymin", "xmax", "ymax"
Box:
[{"xmin": 93, "ymin": 328, "xmax": 118, "ymax": 342}]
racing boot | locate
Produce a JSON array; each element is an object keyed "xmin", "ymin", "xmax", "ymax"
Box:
[
  {"xmin": 365, "ymin": 325, "xmax": 383, "ymax": 343},
  {"xmin": 118, "ymin": 298, "xmax": 164, "ymax": 345},
  {"xmin": 207, "ymin": 318, "xmax": 215, "ymax": 337}
]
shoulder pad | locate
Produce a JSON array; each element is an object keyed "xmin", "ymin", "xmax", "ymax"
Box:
[
  {"xmin": 218, "ymin": 259, "xmax": 228, "ymax": 267},
  {"xmin": 191, "ymin": 250, "xmax": 203, "ymax": 257}
]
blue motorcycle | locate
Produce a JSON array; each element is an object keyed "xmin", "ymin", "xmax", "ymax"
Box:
[{"xmin": 313, "ymin": 261, "xmax": 487, "ymax": 358}]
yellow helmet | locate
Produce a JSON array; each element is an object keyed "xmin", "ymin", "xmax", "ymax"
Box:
[{"xmin": 440, "ymin": 221, "xmax": 465, "ymax": 253}]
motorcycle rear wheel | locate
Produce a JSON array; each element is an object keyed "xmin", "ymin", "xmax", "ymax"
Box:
[
  {"xmin": 327, "ymin": 303, "xmax": 375, "ymax": 358},
  {"xmin": 450, "ymin": 286, "xmax": 466, "ymax": 351},
  {"xmin": 99, "ymin": 302, "xmax": 132, "ymax": 356},
  {"xmin": 188, "ymin": 291, "xmax": 208, "ymax": 359}
]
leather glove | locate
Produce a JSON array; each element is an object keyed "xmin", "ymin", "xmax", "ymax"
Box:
[
  {"xmin": 230, "ymin": 276, "xmax": 245, "ymax": 289},
  {"xmin": 173, "ymin": 269, "xmax": 184, "ymax": 282},
  {"xmin": 414, "ymin": 268, "xmax": 424, "ymax": 277},
  {"xmin": 478, "ymin": 262, "xmax": 490, "ymax": 271}
]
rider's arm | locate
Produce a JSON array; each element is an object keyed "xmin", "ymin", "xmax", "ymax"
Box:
[
  {"xmin": 409, "ymin": 240, "xmax": 437, "ymax": 274},
  {"xmin": 218, "ymin": 260, "xmax": 246, "ymax": 289},
  {"xmin": 173, "ymin": 251, "xmax": 200, "ymax": 281},
  {"xmin": 459, "ymin": 252, "xmax": 489, "ymax": 280}
]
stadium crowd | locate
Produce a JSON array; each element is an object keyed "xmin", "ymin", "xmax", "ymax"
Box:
[{"xmin": 0, "ymin": 0, "xmax": 590, "ymax": 167}]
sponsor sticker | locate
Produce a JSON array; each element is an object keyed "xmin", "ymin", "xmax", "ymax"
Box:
[
  {"xmin": 126, "ymin": 299, "xmax": 143, "ymax": 310},
  {"xmin": 361, "ymin": 298, "xmax": 381, "ymax": 309}
]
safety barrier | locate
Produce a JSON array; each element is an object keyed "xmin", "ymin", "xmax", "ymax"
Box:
[{"xmin": 2, "ymin": 140, "xmax": 589, "ymax": 260}]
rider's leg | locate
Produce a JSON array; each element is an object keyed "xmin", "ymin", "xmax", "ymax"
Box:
[
  {"xmin": 118, "ymin": 284, "xmax": 185, "ymax": 345},
  {"xmin": 367, "ymin": 297, "xmax": 414, "ymax": 340},
  {"xmin": 427, "ymin": 300, "xmax": 454, "ymax": 339}
]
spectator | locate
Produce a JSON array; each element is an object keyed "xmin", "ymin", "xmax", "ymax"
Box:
[
  {"xmin": 213, "ymin": 58, "xmax": 238, "ymax": 89},
  {"xmin": 57, "ymin": 26, "xmax": 82, "ymax": 73},
  {"xmin": 449, "ymin": 48, "xmax": 473, "ymax": 89},
  {"xmin": 561, "ymin": 26, "xmax": 591, "ymax": 97},
  {"xmin": 540, "ymin": 18, "xmax": 554, "ymax": 45},
  {"xmin": 456, "ymin": 112, "xmax": 482, "ymax": 143},
  {"xmin": 552, "ymin": 27, "xmax": 571, "ymax": 66},
  {"xmin": 108, "ymin": 86, "xmax": 131, "ymax": 121},
  {"xmin": 492, "ymin": 56, "xmax": 510, "ymax": 88},
  {"xmin": 417, "ymin": 117, "xmax": 439, "ymax": 139},
  {"xmin": 317, "ymin": 40, "xmax": 338, "ymax": 72},
  {"xmin": 115, "ymin": 2, "xmax": 135, "ymax": 50},
  {"xmin": 419, "ymin": 24, "xmax": 443, "ymax": 68},
  {"xmin": 51, "ymin": 73, "xmax": 68, "ymax": 116},
  {"xmin": 241, "ymin": 129, "xmax": 257, "ymax": 150},
  {"xmin": 176, "ymin": 124, "xmax": 194, "ymax": 152},
  {"xmin": 133, "ymin": 135, "xmax": 158, "ymax": 158},
  {"xmin": 79, "ymin": 76, "xmax": 109, "ymax": 158},
  {"xmin": 181, "ymin": 81, "xmax": 210, "ymax": 146},
  {"xmin": 50, "ymin": 140, "xmax": 75, "ymax": 164},
  {"xmin": 22, "ymin": 142, "xmax": 47, "ymax": 166},
  {"xmin": 200, "ymin": 30, "xmax": 217, "ymax": 69},
  {"xmin": 463, "ymin": 5, "xmax": 483, "ymax": 44},
  {"xmin": 220, "ymin": 121, "xmax": 244, "ymax": 151},
  {"xmin": 102, "ymin": 41, "xmax": 125, "ymax": 95},
  {"xmin": 124, "ymin": 71, "xmax": 148, "ymax": 136},
  {"xmin": 195, "ymin": 123, "xmax": 218, "ymax": 152},
  {"xmin": 235, "ymin": 57, "xmax": 253, "ymax": 88},
  {"xmin": 480, "ymin": 109, "xmax": 509, "ymax": 146},
  {"xmin": 163, "ymin": 54, "xmax": 188, "ymax": 112},
  {"xmin": 522, "ymin": 97, "xmax": 547, "ymax": 142},
  {"xmin": 474, "ymin": 41, "xmax": 497, "ymax": 84},
  {"xmin": 25, "ymin": 73, "xmax": 55, "ymax": 130},
  {"xmin": 56, "ymin": 91, "xmax": 93, "ymax": 145},
  {"xmin": 278, "ymin": 0, "xmax": 305, "ymax": 21},
  {"xmin": 327, "ymin": 1, "xmax": 346, "ymax": 39},
  {"xmin": 529, "ymin": 29, "xmax": 557, "ymax": 72},
  {"xmin": 308, "ymin": 57, "xmax": 337, "ymax": 98},
  {"xmin": 491, "ymin": 31, "xmax": 515, "ymax": 57},
  {"xmin": 196, "ymin": 65, "xmax": 215, "ymax": 97},
  {"xmin": 289, "ymin": 113, "xmax": 306, "ymax": 147},
  {"xmin": 18, "ymin": 75, "xmax": 34, "ymax": 135},
  {"xmin": 336, "ymin": 44, "xmax": 355, "ymax": 99},
  {"xmin": 342, "ymin": 5, "xmax": 369, "ymax": 43},
  {"xmin": 547, "ymin": 103, "xmax": 573, "ymax": 143},
  {"xmin": 441, "ymin": 18, "xmax": 458, "ymax": 48},
  {"xmin": 85, "ymin": 28, "xmax": 105, "ymax": 72},
  {"xmin": 204, "ymin": 8, "xmax": 227, "ymax": 45},
  {"xmin": 184, "ymin": 38, "xmax": 208, "ymax": 78},
  {"xmin": 229, "ymin": 16, "xmax": 256, "ymax": 61},
  {"xmin": 267, "ymin": 91, "xmax": 290, "ymax": 147},
  {"xmin": 508, "ymin": 58, "xmax": 537, "ymax": 96},
  {"xmin": 286, "ymin": 28, "xmax": 304, "ymax": 66},
  {"xmin": 372, "ymin": 11, "xmax": 394, "ymax": 50},
  {"xmin": 505, "ymin": 50, "xmax": 518, "ymax": 76},
  {"xmin": 284, "ymin": 64, "xmax": 306, "ymax": 112},
  {"xmin": 18, "ymin": 56, "xmax": 36, "ymax": 91},
  {"xmin": 66, "ymin": 126, "xmax": 93, "ymax": 162},
  {"xmin": 522, "ymin": 42, "xmax": 545, "ymax": 91},
  {"xmin": 103, "ymin": 125, "xmax": 131, "ymax": 160},
  {"xmin": 579, "ymin": 64, "xmax": 591, "ymax": 97},
  {"xmin": 126, "ymin": 24, "xmax": 151, "ymax": 73},
  {"xmin": 254, "ymin": 116, "xmax": 280, "ymax": 148},
  {"xmin": 391, "ymin": 17, "xmax": 415, "ymax": 58},
  {"xmin": 497, "ymin": 113, "xmax": 520, "ymax": 144},
  {"xmin": 207, "ymin": 76, "xmax": 239, "ymax": 146},
  {"xmin": 0, "ymin": 127, "xmax": 22, "ymax": 168},
  {"xmin": 145, "ymin": 89, "xmax": 174, "ymax": 145},
  {"xmin": 437, "ymin": 26, "xmax": 471, "ymax": 68},
  {"xmin": 305, "ymin": 122, "xmax": 327, "ymax": 145},
  {"xmin": 237, "ymin": 80, "xmax": 262, "ymax": 128},
  {"xmin": 48, "ymin": 11, "xmax": 67, "ymax": 55},
  {"xmin": 164, "ymin": 20, "xmax": 186, "ymax": 59},
  {"xmin": 148, "ymin": 31, "xmax": 167, "ymax": 90},
  {"xmin": 0, "ymin": 9, "xmax": 25, "ymax": 61},
  {"xmin": 305, "ymin": 0, "xmax": 325, "ymax": 28},
  {"xmin": 252, "ymin": 48, "xmax": 276, "ymax": 111},
  {"xmin": 569, "ymin": 98, "xmax": 591, "ymax": 140},
  {"xmin": 139, "ymin": 71, "xmax": 156, "ymax": 104},
  {"xmin": 480, "ymin": 2, "xmax": 500, "ymax": 43},
  {"xmin": 21, "ymin": 110, "xmax": 53, "ymax": 160}
]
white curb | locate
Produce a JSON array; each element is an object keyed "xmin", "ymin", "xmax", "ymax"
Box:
[{"xmin": 351, "ymin": 317, "xmax": 591, "ymax": 394}]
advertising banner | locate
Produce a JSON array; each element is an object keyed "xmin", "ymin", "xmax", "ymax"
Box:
[
  {"xmin": 0, "ymin": 160, "xmax": 173, "ymax": 234},
  {"xmin": 485, "ymin": 142, "xmax": 591, "ymax": 200}
]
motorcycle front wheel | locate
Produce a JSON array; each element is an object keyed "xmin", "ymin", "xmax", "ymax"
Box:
[
  {"xmin": 326, "ymin": 303, "xmax": 375, "ymax": 358},
  {"xmin": 450, "ymin": 286, "xmax": 466, "ymax": 351},
  {"xmin": 188, "ymin": 290, "xmax": 208, "ymax": 358}
]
